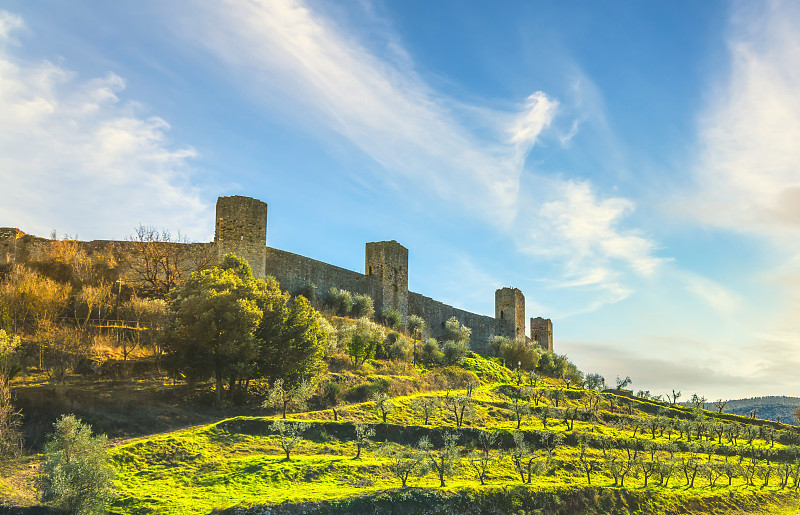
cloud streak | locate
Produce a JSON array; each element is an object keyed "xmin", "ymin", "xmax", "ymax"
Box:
[
  {"xmin": 0, "ymin": 11, "xmax": 209, "ymax": 241},
  {"xmin": 181, "ymin": 0, "xmax": 662, "ymax": 309}
]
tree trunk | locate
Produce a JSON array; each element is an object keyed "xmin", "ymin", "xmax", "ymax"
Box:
[{"xmin": 215, "ymin": 373, "xmax": 224, "ymax": 405}]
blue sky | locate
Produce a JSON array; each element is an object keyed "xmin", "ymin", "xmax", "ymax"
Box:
[{"xmin": 1, "ymin": 1, "xmax": 799, "ymax": 400}]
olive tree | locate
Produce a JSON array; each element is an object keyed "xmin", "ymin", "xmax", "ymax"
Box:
[
  {"xmin": 419, "ymin": 431, "xmax": 461, "ymax": 487},
  {"xmin": 271, "ymin": 419, "xmax": 310, "ymax": 461},
  {"xmin": 38, "ymin": 415, "xmax": 116, "ymax": 514}
]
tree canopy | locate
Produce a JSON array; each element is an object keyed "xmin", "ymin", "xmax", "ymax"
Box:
[{"xmin": 165, "ymin": 253, "xmax": 327, "ymax": 403}]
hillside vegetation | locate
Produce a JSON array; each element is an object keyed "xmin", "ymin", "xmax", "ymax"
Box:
[
  {"xmin": 102, "ymin": 353, "xmax": 800, "ymax": 514},
  {"xmin": 2, "ymin": 245, "xmax": 800, "ymax": 514}
]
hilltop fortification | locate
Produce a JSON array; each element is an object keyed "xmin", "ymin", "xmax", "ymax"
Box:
[{"xmin": 1, "ymin": 195, "xmax": 553, "ymax": 353}]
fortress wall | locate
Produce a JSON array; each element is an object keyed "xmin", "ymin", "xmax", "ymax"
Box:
[
  {"xmin": 265, "ymin": 247, "xmax": 381, "ymax": 301},
  {"xmin": 0, "ymin": 229, "xmax": 215, "ymax": 287},
  {"xmin": 408, "ymin": 291, "xmax": 504, "ymax": 354}
]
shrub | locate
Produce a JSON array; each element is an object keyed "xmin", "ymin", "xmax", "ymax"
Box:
[
  {"xmin": 387, "ymin": 338, "xmax": 413, "ymax": 361},
  {"xmin": 407, "ymin": 314, "xmax": 425, "ymax": 338},
  {"xmin": 347, "ymin": 319, "xmax": 384, "ymax": 366},
  {"xmin": 327, "ymin": 288, "xmax": 353, "ymax": 316},
  {"xmin": 351, "ymin": 294, "xmax": 375, "ymax": 319},
  {"xmin": 382, "ymin": 309, "xmax": 402, "ymax": 330},
  {"xmin": 420, "ymin": 338, "xmax": 443, "ymax": 367},
  {"xmin": 38, "ymin": 415, "xmax": 116, "ymax": 514},
  {"xmin": 347, "ymin": 377, "xmax": 390, "ymax": 402},
  {"xmin": 490, "ymin": 336, "xmax": 542, "ymax": 370},
  {"xmin": 537, "ymin": 353, "xmax": 584, "ymax": 384},
  {"xmin": 0, "ymin": 382, "xmax": 23, "ymax": 458},
  {"xmin": 294, "ymin": 283, "xmax": 318, "ymax": 305},
  {"xmin": 442, "ymin": 340, "xmax": 470, "ymax": 365},
  {"xmin": 583, "ymin": 372, "xmax": 604, "ymax": 391},
  {"xmin": 443, "ymin": 317, "xmax": 471, "ymax": 344}
]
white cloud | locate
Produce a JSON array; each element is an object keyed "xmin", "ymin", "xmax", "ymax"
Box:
[
  {"xmin": 0, "ymin": 14, "xmax": 209, "ymax": 241},
  {"xmin": 0, "ymin": 10, "xmax": 23, "ymax": 42},
  {"xmin": 524, "ymin": 180, "xmax": 665, "ymax": 276},
  {"xmin": 181, "ymin": 0, "xmax": 543, "ymax": 222},
  {"xmin": 691, "ymin": 0, "xmax": 800, "ymax": 242},
  {"xmin": 509, "ymin": 92, "xmax": 559, "ymax": 156}
]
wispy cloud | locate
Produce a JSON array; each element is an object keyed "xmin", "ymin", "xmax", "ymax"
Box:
[
  {"xmin": 0, "ymin": 10, "xmax": 23, "ymax": 42},
  {"xmin": 690, "ymin": 0, "xmax": 800, "ymax": 242},
  {"xmin": 683, "ymin": 273, "xmax": 741, "ymax": 315},
  {"xmin": 520, "ymin": 180, "xmax": 666, "ymax": 295},
  {"xmin": 0, "ymin": 11, "xmax": 209, "ymax": 240},
  {"xmin": 181, "ymin": 0, "xmax": 662, "ymax": 310}
]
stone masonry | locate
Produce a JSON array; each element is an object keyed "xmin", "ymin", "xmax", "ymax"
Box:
[{"xmin": 1, "ymin": 195, "xmax": 554, "ymax": 353}]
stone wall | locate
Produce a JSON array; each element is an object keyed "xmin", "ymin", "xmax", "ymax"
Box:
[
  {"xmin": 495, "ymin": 287, "xmax": 525, "ymax": 340},
  {"xmin": 1, "ymin": 195, "xmax": 554, "ymax": 355},
  {"xmin": 265, "ymin": 247, "xmax": 381, "ymax": 301},
  {"xmin": 407, "ymin": 291, "xmax": 503, "ymax": 354}
]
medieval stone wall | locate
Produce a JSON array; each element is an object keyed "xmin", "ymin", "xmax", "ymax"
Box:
[
  {"xmin": 265, "ymin": 247, "xmax": 381, "ymax": 301},
  {"xmin": 2, "ymin": 194, "xmax": 554, "ymax": 355},
  {"xmin": 365, "ymin": 241, "xmax": 409, "ymax": 321},
  {"xmin": 407, "ymin": 291, "xmax": 505, "ymax": 354}
]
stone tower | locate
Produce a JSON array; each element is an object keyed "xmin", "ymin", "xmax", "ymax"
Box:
[
  {"xmin": 214, "ymin": 195, "xmax": 267, "ymax": 278},
  {"xmin": 495, "ymin": 287, "xmax": 525, "ymax": 340},
  {"xmin": 365, "ymin": 240, "xmax": 408, "ymax": 322},
  {"xmin": 530, "ymin": 317, "xmax": 553, "ymax": 352}
]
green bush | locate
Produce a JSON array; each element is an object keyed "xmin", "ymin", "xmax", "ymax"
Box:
[
  {"xmin": 387, "ymin": 338, "xmax": 413, "ymax": 361},
  {"xmin": 38, "ymin": 415, "xmax": 116, "ymax": 514},
  {"xmin": 420, "ymin": 338, "xmax": 443, "ymax": 367},
  {"xmin": 326, "ymin": 288, "xmax": 353, "ymax": 316},
  {"xmin": 489, "ymin": 336, "xmax": 543, "ymax": 370},
  {"xmin": 351, "ymin": 294, "xmax": 375, "ymax": 319},
  {"xmin": 293, "ymin": 283, "xmax": 318, "ymax": 305},
  {"xmin": 382, "ymin": 308, "xmax": 402, "ymax": 330},
  {"xmin": 442, "ymin": 340, "xmax": 470, "ymax": 365},
  {"xmin": 346, "ymin": 377, "xmax": 390, "ymax": 402}
]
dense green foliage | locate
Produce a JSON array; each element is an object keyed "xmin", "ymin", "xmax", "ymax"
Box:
[
  {"xmin": 166, "ymin": 254, "xmax": 327, "ymax": 402},
  {"xmin": 38, "ymin": 415, "xmax": 116, "ymax": 514}
]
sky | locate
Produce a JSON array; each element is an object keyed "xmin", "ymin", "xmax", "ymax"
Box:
[{"xmin": 1, "ymin": 0, "xmax": 799, "ymax": 401}]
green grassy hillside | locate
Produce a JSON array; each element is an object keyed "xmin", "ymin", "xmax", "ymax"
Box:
[{"xmin": 101, "ymin": 354, "xmax": 800, "ymax": 515}]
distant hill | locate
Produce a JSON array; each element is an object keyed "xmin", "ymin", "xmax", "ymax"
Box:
[{"xmin": 701, "ymin": 396, "xmax": 800, "ymax": 425}]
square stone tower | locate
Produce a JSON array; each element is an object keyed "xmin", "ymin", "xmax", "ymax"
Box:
[
  {"xmin": 214, "ymin": 195, "xmax": 268, "ymax": 278},
  {"xmin": 495, "ymin": 287, "xmax": 525, "ymax": 340},
  {"xmin": 530, "ymin": 317, "xmax": 553, "ymax": 352},
  {"xmin": 365, "ymin": 240, "xmax": 408, "ymax": 322}
]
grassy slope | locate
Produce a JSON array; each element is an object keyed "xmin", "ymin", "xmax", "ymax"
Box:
[{"xmin": 104, "ymin": 356, "xmax": 800, "ymax": 515}]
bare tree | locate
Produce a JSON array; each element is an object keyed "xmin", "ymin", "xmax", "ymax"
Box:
[
  {"xmin": 443, "ymin": 392, "xmax": 474, "ymax": 428},
  {"xmin": 373, "ymin": 392, "xmax": 395, "ymax": 424},
  {"xmin": 376, "ymin": 441, "xmax": 424, "ymax": 487},
  {"xmin": 126, "ymin": 225, "xmax": 214, "ymax": 298},
  {"xmin": 0, "ymin": 382, "xmax": 23, "ymax": 458},
  {"xmin": 263, "ymin": 380, "xmax": 314, "ymax": 418},
  {"xmin": 468, "ymin": 431, "xmax": 498, "ymax": 485}
]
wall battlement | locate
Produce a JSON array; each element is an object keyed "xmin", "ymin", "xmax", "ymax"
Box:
[{"xmin": 1, "ymin": 195, "xmax": 553, "ymax": 353}]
